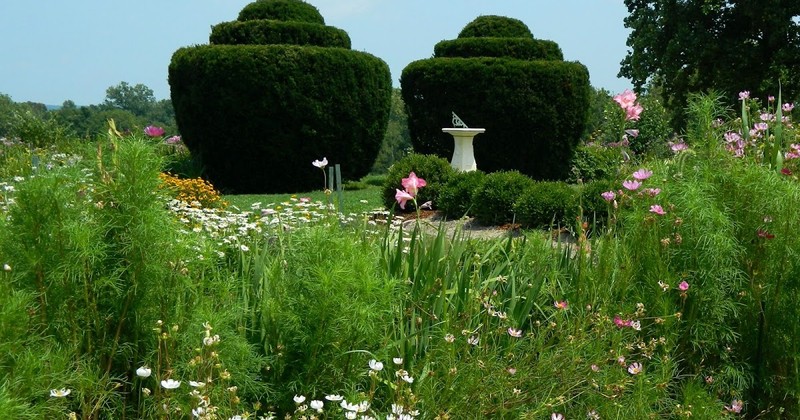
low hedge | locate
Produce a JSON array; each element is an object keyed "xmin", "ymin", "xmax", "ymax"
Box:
[
  {"xmin": 514, "ymin": 181, "xmax": 579, "ymax": 229},
  {"xmin": 437, "ymin": 170, "xmax": 487, "ymax": 219}
]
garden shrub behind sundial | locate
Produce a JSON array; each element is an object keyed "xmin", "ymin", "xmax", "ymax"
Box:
[
  {"xmin": 169, "ymin": 0, "xmax": 392, "ymax": 193},
  {"xmin": 401, "ymin": 15, "xmax": 591, "ymax": 180}
]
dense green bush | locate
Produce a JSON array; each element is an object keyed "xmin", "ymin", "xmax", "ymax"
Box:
[
  {"xmin": 401, "ymin": 16, "xmax": 590, "ymax": 181},
  {"xmin": 568, "ymin": 143, "xmax": 622, "ymax": 183},
  {"xmin": 381, "ymin": 153, "xmax": 455, "ymax": 211},
  {"xmin": 437, "ymin": 170, "xmax": 487, "ymax": 219},
  {"xmin": 514, "ymin": 181, "xmax": 579, "ymax": 229},
  {"xmin": 472, "ymin": 170, "xmax": 535, "ymax": 225},
  {"xmin": 238, "ymin": 0, "xmax": 324, "ymax": 23},
  {"xmin": 169, "ymin": 0, "xmax": 391, "ymax": 193}
]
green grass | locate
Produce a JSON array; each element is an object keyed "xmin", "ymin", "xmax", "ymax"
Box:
[{"xmin": 224, "ymin": 185, "xmax": 384, "ymax": 215}]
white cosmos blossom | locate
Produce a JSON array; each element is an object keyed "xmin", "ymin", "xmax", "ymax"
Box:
[
  {"xmin": 50, "ymin": 388, "xmax": 71, "ymax": 398},
  {"xmin": 160, "ymin": 379, "xmax": 181, "ymax": 389},
  {"xmin": 368, "ymin": 359, "xmax": 384, "ymax": 371},
  {"xmin": 136, "ymin": 366, "xmax": 152, "ymax": 378},
  {"xmin": 309, "ymin": 399, "xmax": 324, "ymax": 411},
  {"xmin": 325, "ymin": 394, "xmax": 343, "ymax": 401},
  {"xmin": 293, "ymin": 394, "xmax": 306, "ymax": 404}
]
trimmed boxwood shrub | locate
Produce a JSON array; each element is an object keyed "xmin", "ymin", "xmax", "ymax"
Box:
[
  {"xmin": 382, "ymin": 153, "xmax": 455, "ymax": 211},
  {"xmin": 169, "ymin": 0, "xmax": 391, "ymax": 193},
  {"xmin": 401, "ymin": 16, "xmax": 590, "ymax": 181},
  {"xmin": 210, "ymin": 20, "xmax": 350, "ymax": 48},
  {"xmin": 514, "ymin": 181, "xmax": 579, "ymax": 229},
  {"xmin": 437, "ymin": 170, "xmax": 487, "ymax": 219},
  {"xmin": 472, "ymin": 170, "xmax": 535, "ymax": 226}
]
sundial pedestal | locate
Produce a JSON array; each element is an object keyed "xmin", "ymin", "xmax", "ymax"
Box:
[{"xmin": 442, "ymin": 127, "xmax": 485, "ymax": 172}]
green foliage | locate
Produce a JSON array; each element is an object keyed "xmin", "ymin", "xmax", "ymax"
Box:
[
  {"xmin": 620, "ymin": 0, "xmax": 800, "ymax": 129},
  {"xmin": 437, "ymin": 170, "xmax": 486, "ymax": 219},
  {"xmin": 237, "ymin": 0, "xmax": 324, "ymax": 24},
  {"xmin": 629, "ymin": 91, "xmax": 673, "ymax": 156},
  {"xmin": 434, "ymin": 37, "xmax": 562, "ymax": 61},
  {"xmin": 103, "ymin": 81, "xmax": 156, "ymax": 116},
  {"xmin": 210, "ymin": 20, "xmax": 350, "ymax": 48},
  {"xmin": 381, "ymin": 153, "xmax": 454, "ymax": 210},
  {"xmin": 568, "ymin": 143, "xmax": 622, "ymax": 183},
  {"xmin": 514, "ymin": 181, "xmax": 579, "ymax": 229},
  {"xmin": 457, "ymin": 15, "xmax": 533, "ymax": 38},
  {"xmin": 170, "ymin": 1, "xmax": 392, "ymax": 193},
  {"xmin": 7, "ymin": 109, "xmax": 72, "ymax": 148},
  {"xmin": 472, "ymin": 170, "xmax": 535, "ymax": 225},
  {"xmin": 401, "ymin": 15, "xmax": 590, "ymax": 180},
  {"xmin": 371, "ymin": 88, "xmax": 412, "ymax": 174}
]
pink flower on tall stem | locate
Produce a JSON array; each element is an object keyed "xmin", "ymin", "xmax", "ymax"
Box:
[
  {"xmin": 625, "ymin": 104, "xmax": 643, "ymax": 121},
  {"xmin": 784, "ymin": 103, "xmax": 795, "ymax": 112},
  {"xmin": 395, "ymin": 189, "xmax": 414, "ymax": 209},
  {"xmin": 622, "ymin": 180, "xmax": 641, "ymax": 191},
  {"xmin": 601, "ymin": 191, "xmax": 616, "ymax": 202},
  {"xmin": 739, "ymin": 91, "xmax": 750, "ymax": 101},
  {"xmin": 401, "ymin": 172, "xmax": 426, "ymax": 196},
  {"xmin": 632, "ymin": 168, "xmax": 653, "ymax": 180},
  {"xmin": 144, "ymin": 125, "xmax": 165, "ymax": 137}
]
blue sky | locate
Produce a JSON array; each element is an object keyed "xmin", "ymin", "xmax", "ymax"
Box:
[{"xmin": 0, "ymin": 0, "xmax": 632, "ymax": 106}]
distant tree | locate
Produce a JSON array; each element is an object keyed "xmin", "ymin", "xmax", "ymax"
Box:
[
  {"xmin": 371, "ymin": 88, "xmax": 411, "ymax": 173},
  {"xmin": 0, "ymin": 93, "xmax": 17, "ymax": 137},
  {"xmin": 104, "ymin": 81, "xmax": 157, "ymax": 116},
  {"xmin": 620, "ymin": 0, "xmax": 800, "ymax": 129}
]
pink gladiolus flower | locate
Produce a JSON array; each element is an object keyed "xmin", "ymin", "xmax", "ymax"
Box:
[
  {"xmin": 649, "ymin": 204, "xmax": 666, "ymax": 215},
  {"xmin": 613, "ymin": 89, "xmax": 637, "ymax": 109},
  {"xmin": 622, "ymin": 180, "xmax": 641, "ymax": 191},
  {"xmin": 625, "ymin": 104, "xmax": 644, "ymax": 121},
  {"xmin": 395, "ymin": 189, "xmax": 414, "ymax": 209},
  {"xmin": 739, "ymin": 91, "xmax": 750, "ymax": 101},
  {"xmin": 401, "ymin": 172, "xmax": 426, "ymax": 196},
  {"xmin": 784, "ymin": 103, "xmax": 795, "ymax": 112},
  {"xmin": 627, "ymin": 362, "xmax": 643, "ymax": 375},
  {"xmin": 601, "ymin": 191, "xmax": 616, "ymax": 202},
  {"xmin": 632, "ymin": 168, "xmax": 653, "ymax": 180},
  {"xmin": 678, "ymin": 281, "xmax": 689, "ymax": 291},
  {"xmin": 624, "ymin": 129, "xmax": 640, "ymax": 138},
  {"xmin": 144, "ymin": 125, "xmax": 165, "ymax": 137}
]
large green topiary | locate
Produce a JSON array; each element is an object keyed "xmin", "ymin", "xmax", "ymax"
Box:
[
  {"xmin": 169, "ymin": 0, "xmax": 391, "ymax": 193},
  {"xmin": 401, "ymin": 15, "xmax": 591, "ymax": 181}
]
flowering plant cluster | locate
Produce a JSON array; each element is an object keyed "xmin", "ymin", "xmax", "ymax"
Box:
[
  {"xmin": 729, "ymin": 90, "xmax": 797, "ymax": 171},
  {"xmin": 158, "ymin": 172, "xmax": 227, "ymax": 209},
  {"xmin": 394, "ymin": 172, "xmax": 426, "ymax": 211}
]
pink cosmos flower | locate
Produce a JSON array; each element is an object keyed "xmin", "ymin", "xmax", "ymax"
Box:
[
  {"xmin": 754, "ymin": 122, "xmax": 769, "ymax": 132},
  {"xmin": 678, "ymin": 281, "xmax": 689, "ymax": 291},
  {"xmin": 627, "ymin": 362, "xmax": 643, "ymax": 375},
  {"xmin": 622, "ymin": 180, "xmax": 641, "ymax": 191},
  {"xmin": 670, "ymin": 141, "xmax": 688, "ymax": 152},
  {"xmin": 507, "ymin": 328, "xmax": 523, "ymax": 338},
  {"xmin": 632, "ymin": 168, "xmax": 653, "ymax": 180},
  {"xmin": 551, "ymin": 413, "xmax": 564, "ymax": 420},
  {"xmin": 781, "ymin": 168, "xmax": 793, "ymax": 176},
  {"xmin": 401, "ymin": 172, "xmax": 426, "ymax": 196},
  {"xmin": 725, "ymin": 399, "xmax": 743, "ymax": 414},
  {"xmin": 601, "ymin": 191, "xmax": 616, "ymax": 202},
  {"xmin": 613, "ymin": 315, "xmax": 631, "ymax": 328},
  {"xmin": 739, "ymin": 91, "xmax": 750, "ymax": 101},
  {"xmin": 760, "ymin": 113, "xmax": 775, "ymax": 122},
  {"xmin": 395, "ymin": 189, "xmax": 414, "ymax": 209},
  {"xmin": 591, "ymin": 364, "xmax": 600, "ymax": 372},
  {"xmin": 644, "ymin": 188, "xmax": 661, "ymax": 197},
  {"xmin": 768, "ymin": 95, "xmax": 775, "ymax": 102},
  {"xmin": 165, "ymin": 135, "xmax": 181, "ymax": 145},
  {"xmin": 724, "ymin": 131, "xmax": 742, "ymax": 143},
  {"xmin": 649, "ymin": 204, "xmax": 666, "ymax": 215},
  {"xmin": 784, "ymin": 103, "xmax": 795, "ymax": 112},
  {"xmin": 144, "ymin": 125, "xmax": 165, "ymax": 137},
  {"xmin": 757, "ymin": 229, "xmax": 775, "ymax": 239},
  {"xmin": 554, "ymin": 300, "xmax": 568, "ymax": 310}
]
